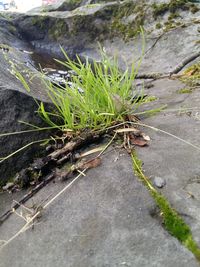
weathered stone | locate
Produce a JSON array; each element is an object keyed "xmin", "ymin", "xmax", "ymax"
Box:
[
  {"xmin": 10, "ymin": 0, "xmax": 200, "ymax": 75},
  {"xmin": 0, "ymin": 151, "xmax": 198, "ymax": 267},
  {"xmin": 0, "ymin": 1, "xmax": 200, "ymax": 265},
  {"xmin": 153, "ymin": 176, "xmax": 166, "ymax": 188},
  {"xmin": 0, "ymin": 19, "xmax": 52, "ymax": 185}
]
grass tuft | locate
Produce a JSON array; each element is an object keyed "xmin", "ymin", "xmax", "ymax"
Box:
[{"xmin": 15, "ymin": 43, "xmax": 146, "ymax": 132}]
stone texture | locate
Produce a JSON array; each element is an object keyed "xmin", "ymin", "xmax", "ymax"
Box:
[
  {"xmin": 0, "ymin": 151, "xmax": 198, "ymax": 267},
  {"xmin": 0, "ymin": 18, "xmax": 52, "ymax": 184},
  {"xmin": 0, "ymin": 1, "xmax": 200, "ymax": 266}
]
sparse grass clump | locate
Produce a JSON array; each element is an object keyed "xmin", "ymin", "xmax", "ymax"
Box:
[{"xmin": 16, "ymin": 46, "xmax": 145, "ymax": 132}]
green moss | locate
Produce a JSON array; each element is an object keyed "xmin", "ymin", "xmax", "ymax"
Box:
[
  {"xmin": 48, "ymin": 19, "xmax": 68, "ymax": 40},
  {"xmin": 66, "ymin": 2, "xmax": 146, "ymax": 41},
  {"xmin": 8, "ymin": 25, "xmax": 17, "ymax": 34},
  {"xmin": 132, "ymin": 151, "xmax": 200, "ymax": 261},
  {"xmin": 190, "ymin": 4, "xmax": 200, "ymax": 13},
  {"xmin": 69, "ymin": 15, "xmax": 97, "ymax": 37},
  {"xmin": 45, "ymin": 1, "xmax": 146, "ymax": 42},
  {"xmin": 62, "ymin": 0, "xmax": 82, "ymax": 10},
  {"xmin": 142, "ymin": 96, "xmax": 158, "ymax": 103},
  {"xmin": 177, "ymin": 88, "xmax": 193, "ymax": 94},
  {"xmin": 164, "ymin": 20, "xmax": 176, "ymax": 30},
  {"xmin": 175, "ymin": 21, "xmax": 182, "ymax": 26},
  {"xmin": 0, "ymin": 12, "xmax": 12, "ymax": 20},
  {"xmin": 168, "ymin": 0, "xmax": 189, "ymax": 13},
  {"xmin": 152, "ymin": 2, "xmax": 168, "ymax": 18},
  {"xmin": 155, "ymin": 22, "xmax": 162, "ymax": 29},
  {"xmin": 31, "ymin": 16, "xmax": 48, "ymax": 30},
  {"xmin": 111, "ymin": 2, "xmax": 146, "ymax": 41},
  {"xmin": 66, "ymin": 0, "xmax": 82, "ymax": 4},
  {"xmin": 152, "ymin": 191, "xmax": 191, "ymax": 241},
  {"xmin": 152, "ymin": 0, "xmax": 191, "ymax": 19},
  {"xmin": 180, "ymin": 63, "xmax": 200, "ymax": 86},
  {"xmin": 168, "ymin": 12, "xmax": 180, "ymax": 20},
  {"xmin": 0, "ymin": 43, "xmax": 11, "ymax": 50}
]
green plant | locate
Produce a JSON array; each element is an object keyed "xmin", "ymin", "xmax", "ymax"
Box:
[
  {"xmin": 111, "ymin": 2, "xmax": 146, "ymax": 41},
  {"xmin": 132, "ymin": 151, "xmax": 200, "ymax": 261},
  {"xmin": 155, "ymin": 22, "xmax": 162, "ymax": 29},
  {"xmin": 177, "ymin": 87, "xmax": 193, "ymax": 94},
  {"xmin": 18, "ymin": 44, "xmax": 144, "ymax": 132}
]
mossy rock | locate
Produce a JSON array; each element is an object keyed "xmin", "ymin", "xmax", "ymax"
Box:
[
  {"xmin": 56, "ymin": 0, "xmax": 83, "ymax": 11},
  {"xmin": 177, "ymin": 87, "xmax": 193, "ymax": 94},
  {"xmin": 31, "ymin": 16, "xmax": 49, "ymax": 30},
  {"xmin": 180, "ymin": 63, "xmax": 200, "ymax": 86},
  {"xmin": 110, "ymin": 1, "xmax": 146, "ymax": 41},
  {"xmin": 152, "ymin": 0, "xmax": 198, "ymax": 19},
  {"xmin": 48, "ymin": 19, "xmax": 68, "ymax": 40}
]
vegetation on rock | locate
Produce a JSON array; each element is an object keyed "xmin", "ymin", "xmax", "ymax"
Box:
[
  {"xmin": 132, "ymin": 151, "xmax": 200, "ymax": 261},
  {"xmin": 111, "ymin": 1, "xmax": 146, "ymax": 41},
  {"xmin": 48, "ymin": 19, "xmax": 68, "ymax": 40},
  {"xmin": 16, "ymin": 44, "xmax": 145, "ymax": 131},
  {"xmin": 152, "ymin": 0, "xmax": 199, "ymax": 19},
  {"xmin": 180, "ymin": 62, "xmax": 200, "ymax": 86}
]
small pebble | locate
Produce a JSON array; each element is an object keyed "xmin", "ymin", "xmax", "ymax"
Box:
[{"xmin": 153, "ymin": 176, "xmax": 166, "ymax": 188}]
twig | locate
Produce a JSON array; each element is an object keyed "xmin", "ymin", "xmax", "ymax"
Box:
[
  {"xmin": 135, "ymin": 72, "xmax": 168, "ymax": 79},
  {"xmin": 143, "ymin": 32, "xmax": 166, "ymax": 59},
  {"xmin": 128, "ymin": 121, "xmax": 200, "ymax": 152},
  {"xmin": 0, "ymin": 173, "xmax": 55, "ymax": 225},
  {"xmin": 97, "ymin": 132, "xmax": 117, "ymax": 157},
  {"xmin": 135, "ymin": 50, "xmax": 200, "ymax": 80},
  {"xmin": 0, "ymin": 170, "xmax": 86, "ymax": 250},
  {"xmin": 170, "ymin": 51, "xmax": 200, "ymax": 75}
]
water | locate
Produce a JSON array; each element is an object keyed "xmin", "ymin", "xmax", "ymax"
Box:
[
  {"xmin": 31, "ymin": 51, "xmax": 73, "ymax": 87},
  {"xmin": 30, "ymin": 51, "xmax": 84, "ymax": 92}
]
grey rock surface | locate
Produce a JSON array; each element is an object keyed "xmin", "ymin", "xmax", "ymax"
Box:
[
  {"xmin": 137, "ymin": 78, "xmax": 200, "ymax": 248},
  {"xmin": 153, "ymin": 176, "xmax": 166, "ymax": 188},
  {"xmin": 11, "ymin": 0, "xmax": 200, "ymax": 74},
  {"xmin": 0, "ymin": 151, "xmax": 198, "ymax": 267},
  {"xmin": 0, "ymin": 89, "xmax": 50, "ymax": 185},
  {"xmin": 0, "ymin": 18, "xmax": 53, "ymax": 184},
  {"xmin": 0, "ymin": 1, "xmax": 200, "ymax": 266}
]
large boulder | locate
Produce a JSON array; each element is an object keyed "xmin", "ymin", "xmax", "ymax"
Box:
[
  {"xmin": 1, "ymin": 0, "xmax": 198, "ymax": 186},
  {"xmin": 0, "ymin": 16, "xmax": 52, "ymax": 186},
  {"xmin": 12, "ymin": 0, "xmax": 200, "ymax": 73}
]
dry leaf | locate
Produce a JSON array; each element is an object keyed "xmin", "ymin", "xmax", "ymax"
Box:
[
  {"xmin": 185, "ymin": 69, "xmax": 196, "ymax": 76},
  {"xmin": 79, "ymin": 146, "xmax": 105, "ymax": 158},
  {"xmin": 127, "ymin": 114, "xmax": 140, "ymax": 122},
  {"xmin": 130, "ymin": 136, "xmax": 148, "ymax": 147},
  {"xmin": 60, "ymin": 157, "xmax": 101, "ymax": 181},
  {"xmin": 81, "ymin": 157, "xmax": 101, "ymax": 170}
]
